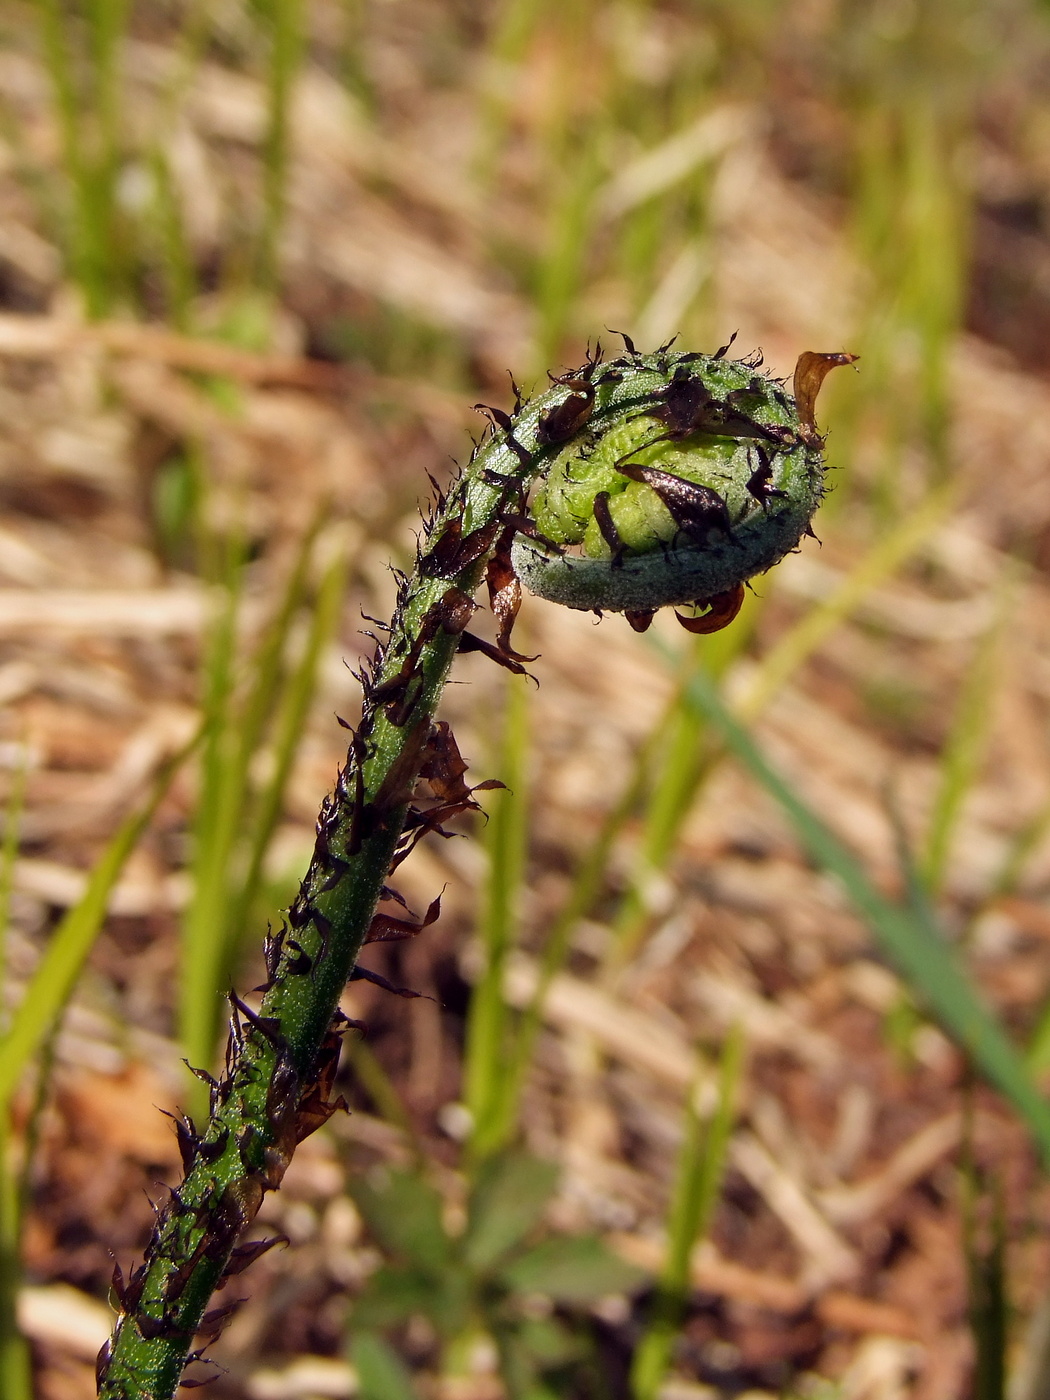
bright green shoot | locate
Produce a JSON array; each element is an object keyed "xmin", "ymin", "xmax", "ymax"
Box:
[
  {"xmin": 609, "ymin": 597, "xmax": 760, "ymax": 971},
  {"xmin": 631, "ymin": 1027, "xmax": 742, "ymax": 1400},
  {"xmin": 465, "ymin": 678, "xmax": 530, "ymax": 1161}
]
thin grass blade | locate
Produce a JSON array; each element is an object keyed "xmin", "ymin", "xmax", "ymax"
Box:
[
  {"xmin": 922, "ymin": 578, "xmax": 1013, "ymax": 895},
  {"xmin": 0, "ymin": 734, "xmax": 197, "ymax": 1109},
  {"xmin": 737, "ymin": 485, "xmax": 954, "ymax": 724},
  {"xmin": 631, "ymin": 1026, "xmax": 742, "ymax": 1400},
  {"xmin": 465, "ymin": 677, "xmax": 529, "ymax": 1160},
  {"xmin": 682, "ymin": 662, "xmax": 1050, "ymax": 1166},
  {"xmin": 229, "ymin": 538, "xmax": 350, "ymax": 950},
  {"xmin": 0, "ymin": 759, "xmax": 30, "ymax": 1400}
]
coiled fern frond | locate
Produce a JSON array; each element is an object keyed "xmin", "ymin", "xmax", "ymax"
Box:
[{"xmin": 97, "ymin": 336, "xmax": 854, "ymax": 1399}]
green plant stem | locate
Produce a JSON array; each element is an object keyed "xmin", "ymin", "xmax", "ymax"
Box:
[
  {"xmin": 99, "ymin": 341, "xmax": 828, "ymax": 1394},
  {"xmin": 98, "ymin": 361, "xmax": 671, "ymax": 1399}
]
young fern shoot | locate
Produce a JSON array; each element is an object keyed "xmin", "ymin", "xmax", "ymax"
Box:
[{"xmin": 97, "ymin": 338, "xmax": 853, "ymax": 1399}]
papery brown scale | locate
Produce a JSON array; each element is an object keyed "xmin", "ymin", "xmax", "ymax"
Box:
[
  {"xmin": 180, "ymin": 1372, "xmax": 220, "ymax": 1388},
  {"xmin": 197, "ymin": 1128, "xmax": 229, "ymax": 1165},
  {"xmin": 318, "ymin": 854, "xmax": 352, "ymax": 894},
  {"xmin": 625, "ymin": 609, "xmax": 656, "ymax": 632},
  {"xmin": 95, "ymin": 1339, "xmax": 113, "ymax": 1390},
  {"xmin": 592, "ymin": 490, "xmax": 626, "ymax": 566},
  {"xmin": 284, "ymin": 941, "xmax": 313, "ymax": 975},
  {"xmin": 198, "ymin": 1301, "xmax": 241, "ymax": 1337},
  {"xmin": 349, "ymin": 964, "xmax": 428, "ymax": 999},
  {"xmin": 135, "ymin": 1312, "xmax": 184, "ymax": 1342},
  {"xmin": 457, "ymin": 630, "xmax": 534, "ymax": 677},
  {"xmin": 294, "ymin": 1036, "xmax": 348, "ymax": 1143},
  {"xmin": 418, "ymin": 721, "xmax": 471, "ymax": 806},
  {"xmin": 420, "ymin": 516, "xmax": 501, "ymax": 578},
  {"xmin": 372, "ymin": 716, "xmax": 431, "ymax": 814},
  {"xmin": 536, "ymin": 379, "xmax": 595, "ymax": 445},
  {"xmin": 163, "ymin": 1236, "xmax": 211, "ymax": 1305},
  {"xmin": 792, "ymin": 350, "xmax": 858, "ymax": 436},
  {"xmin": 616, "ymin": 461, "xmax": 735, "ymax": 542},
  {"xmin": 227, "ymin": 995, "xmax": 283, "ymax": 1050},
  {"xmin": 474, "ymin": 403, "xmax": 532, "ymax": 465},
  {"xmin": 366, "ymin": 893, "xmax": 442, "ymax": 944},
  {"xmin": 310, "ymin": 909, "xmax": 334, "ymax": 959},
  {"xmin": 436, "ymin": 586, "xmax": 478, "ymax": 635},
  {"xmin": 485, "ymin": 530, "xmax": 536, "ymax": 662},
  {"xmin": 674, "ymin": 583, "xmax": 746, "ymax": 635},
  {"xmin": 379, "ymin": 883, "xmax": 410, "ymax": 909},
  {"xmin": 221, "ymin": 1237, "xmax": 284, "ymax": 1280}
]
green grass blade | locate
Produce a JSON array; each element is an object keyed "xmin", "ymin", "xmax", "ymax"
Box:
[
  {"xmin": 0, "ymin": 759, "xmax": 30, "ymax": 1400},
  {"xmin": 351, "ymin": 1332, "xmax": 420, "ymax": 1400},
  {"xmin": 922, "ymin": 580, "xmax": 1012, "ymax": 895},
  {"xmin": 682, "ymin": 662, "xmax": 1050, "ymax": 1167},
  {"xmin": 180, "ymin": 514, "xmax": 320, "ymax": 1078},
  {"xmin": 0, "ymin": 758, "xmax": 27, "ymax": 1040},
  {"xmin": 964, "ymin": 1157, "xmax": 1008, "ymax": 1400},
  {"xmin": 990, "ymin": 796, "xmax": 1050, "ymax": 906},
  {"xmin": 737, "ymin": 485, "xmax": 954, "ymax": 724},
  {"xmin": 343, "ymin": 1036, "xmax": 421, "ymax": 1157},
  {"xmin": 0, "ymin": 734, "xmax": 196, "ymax": 1110},
  {"xmin": 229, "ymin": 540, "xmax": 350, "ymax": 950},
  {"xmin": 258, "ymin": 0, "xmax": 305, "ymax": 294},
  {"xmin": 609, "ymin": 594, "xmax": 761, "ymax": 967},
  {"xmin": 465, "ymin": 678, "xmax": 529, "ymax": 1160},
  {"xmin": 475, "ymin": 0, "xmax": 549, "ymax": 181},
  {"xmin": 0, "ymin": 1105, "xmax": 31, "ymax": 1400},
  {"xmin": 631, "ymin": 1026, "xmax": 742, "ymax": 1400},
  {"xmin": 36, "ymin": 0, "xmax": 132, "ymax": 315},
  {"xmin": 1025, "ymin": 993, "xmax": 1050, "ymax": 1074},
  {"xmin": 499, "ymin": 729, "xmax": 654, "ymax": 1121},
  {"xmin": 179, "ymin": 554, "xmax": 247, "ymax": 1076},
  {"xmin": 149, "ymin": 150, "xmax": 197, "ymax": 331},
  {"xmin": 611, "ymin": 494, "xmax": 951, "ymax": 973},
  {"xmin": 0, "ymin": 1028, "xmax": 58, "ymax": 1400}
]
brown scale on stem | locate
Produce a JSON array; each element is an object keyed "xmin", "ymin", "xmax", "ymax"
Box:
[{"xmin": 366, "ymin": 893, "xmax": 442, "ymax": 944}]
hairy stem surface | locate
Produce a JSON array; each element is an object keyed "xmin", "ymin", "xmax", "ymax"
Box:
[{"xmin": 97, "ymin": 344, "xmax": 831, "ymax": 1397}]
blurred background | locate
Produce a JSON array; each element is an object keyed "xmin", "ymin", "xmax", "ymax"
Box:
[{"xmin": 5, "ymin": 1, "xmax": 1050, "ymax": 1398}]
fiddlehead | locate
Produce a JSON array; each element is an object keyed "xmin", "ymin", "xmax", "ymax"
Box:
[
  {"xmin": 513, "ymin": 339, "xmax": 855, "ymax": 632},
  {"xmin": 96, "ymin": 337, "xmax": 852, "ymax": 1398}
]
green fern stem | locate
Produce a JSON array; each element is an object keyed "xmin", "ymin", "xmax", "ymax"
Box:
[{"xmin": 96, "ymin": 341, "xmax": 849, "ymax": 1398}]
